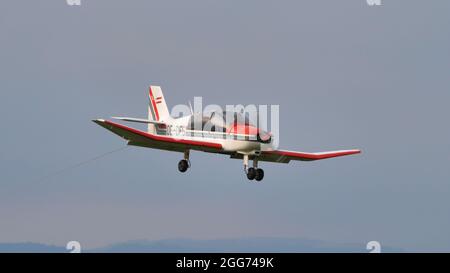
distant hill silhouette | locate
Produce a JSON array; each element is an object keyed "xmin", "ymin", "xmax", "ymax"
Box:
[
  {"xmin": 0, "ymin": 242, "xmax": 65, "ymax": 253},
  {"xmin": 0, "ymin": 238, "xmax": 403, "ymax": 253},
  {"xmin": 95, "ymin": 237, "xmax": 403, "ymax": 253}
]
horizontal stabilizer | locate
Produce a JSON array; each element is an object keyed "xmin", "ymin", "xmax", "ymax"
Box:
[{"xmin": 111, "ymin": 117, "xmax": 166, "ymax": 125}]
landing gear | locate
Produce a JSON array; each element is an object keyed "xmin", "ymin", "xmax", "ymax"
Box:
[
  {"xmin": 243, "ymin": 155, "xmax": 264, "ymax": 181},
  {"xmin": 255, "ymin": 168, "xmax": 264, "ymax": 181},
  {"xmin": 247, "ymin": 167, "xmax": 256, "ymax": 180},
  {"xmin": 178, "ymin": 159, "xmax": 189, "ymax": 172},
  {"xmin": 178, "ymin": 150, "xmax": 191, "ymax": 173}
]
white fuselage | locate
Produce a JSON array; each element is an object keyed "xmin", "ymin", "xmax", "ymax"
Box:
[{"xmin": 157, "ymin": 115, "xmax": 273, "ymax": 154}]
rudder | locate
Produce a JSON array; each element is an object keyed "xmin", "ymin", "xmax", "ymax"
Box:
[
  {"xmin": 148, "ymin": 86, "xmax": 172, "ymax": 122},
  {"xmin": 148, "ymin": 85, "xmax": 172, "ymax": 133}
]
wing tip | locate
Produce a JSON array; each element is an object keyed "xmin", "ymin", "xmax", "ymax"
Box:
[
  {"xmin": 332, "ymin": 149, "xmax": 362, "ymax": 157},
  {"xmin": 92, "ymin": 119, "xmax": 107, "ymax": 126},
  {"xmin": 309, "ymin": 149, "xmax": 362, "ymax": 156}
]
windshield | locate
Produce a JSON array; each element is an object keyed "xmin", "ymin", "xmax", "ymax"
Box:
[
  {"xmin": 189, "ymin": 111, "xmax": 258, "ymax": 132},
  {"xmin": 215, "ymin": 111, "xmax": 255, "ymax": 127}
]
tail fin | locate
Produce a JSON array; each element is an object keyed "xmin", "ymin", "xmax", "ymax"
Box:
[
  {"xmin": 148, "ymin": 85, "xmax": 172, "ymax": 133},
  {"xmin": 148, "ymin": 86, "xmax": 172, "ymax": 122}
]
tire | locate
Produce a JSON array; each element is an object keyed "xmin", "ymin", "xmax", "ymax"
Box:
[
  {"xmin": 255, "ymin": 168, "xmax": 264, "ymax": 181},
  {"xmin": 178, "ymin": 159, "xmax": 189, "ymax": 172},
  {"xmin": 247, "ymin": 167, "xmax": 256, "ymax": 180}
]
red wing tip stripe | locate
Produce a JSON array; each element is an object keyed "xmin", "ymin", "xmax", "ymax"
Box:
[
  {"xmin": 102, "ymin": 120, "xmax": 222, "ymax": 149},
  {"xmin": 264, "ymin": 149, "xmax": 361, "ymax": 159}
]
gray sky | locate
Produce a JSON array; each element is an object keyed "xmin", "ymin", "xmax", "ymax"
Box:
[{"xmin": 1, "ymin": 0, "xmax": 450, "ymax": 251}]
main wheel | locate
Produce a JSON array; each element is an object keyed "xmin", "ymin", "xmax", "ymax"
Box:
[
  {"xmin": 178, "ymin": 159, "xmax": 189, "ymax": 173},
  {"xmin": 255, "ymin": 168, "xmax": 264, "ymax": 181},
  {"xmin": 247, "ymin": 167, "xmax": 256, "ymax": 180}
]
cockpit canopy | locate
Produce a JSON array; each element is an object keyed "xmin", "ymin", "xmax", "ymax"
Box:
[
  {"xmin": 189, "ymin": 111, "xmax": 253, "ymax": 130},
  {"xmin": 187, "ymin": 111, "xmax": 271, "ymax": 143}
]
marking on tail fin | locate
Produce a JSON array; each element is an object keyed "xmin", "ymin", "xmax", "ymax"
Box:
[{"xmin": 149, "ymin": 86, "xmax": 160, "ymax": 121}]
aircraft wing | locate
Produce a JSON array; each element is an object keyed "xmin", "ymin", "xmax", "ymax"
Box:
[
  {"xmin": 257, "ymin": 149, "xmax": 361, "ymax": 163},
  {"xmin": 93, "ymin": 119, "xmax": 222, "ymax": 153}
]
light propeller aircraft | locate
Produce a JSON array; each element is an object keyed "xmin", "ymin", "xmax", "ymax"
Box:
[{"xmin": 93, "ymin": 86, "xmax": 360, "ymax": 181}]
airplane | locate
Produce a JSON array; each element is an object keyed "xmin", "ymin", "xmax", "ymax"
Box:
[{"xmin": 93, "ymin": 86, "xmax": 361, "ymax": 181}]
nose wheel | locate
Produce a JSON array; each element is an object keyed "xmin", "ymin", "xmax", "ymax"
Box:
[
  {"xmin": 243, "ymin": 155, "xmax": 264, "ymax": 181},
  {"xmin": 178, "ymin": 159, "xmax": 189, "ymax": 172},
  {"xmin": 178, "ymin": 150, "xmax": 191, "ymax": 173}
]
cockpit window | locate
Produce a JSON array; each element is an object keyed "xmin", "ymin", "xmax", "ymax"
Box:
[
  {"xmin": 188, "ymin": 111, "xmax": 257, "ymax": 133},
  {"xmin": 219, "ymin": 111, "xmax": 254, "ymax": 126},
  {"xmin": 188, "ymin": 113, "xmax": 226, "ymax": 132}
]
